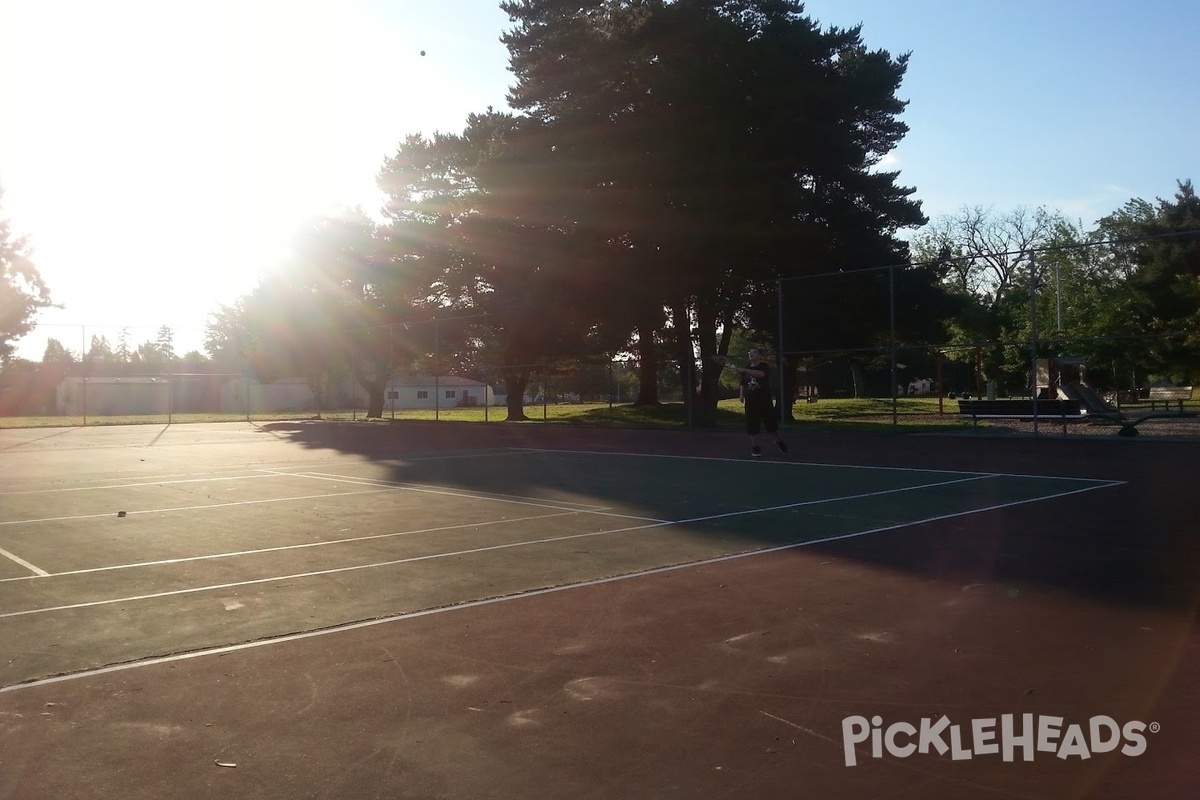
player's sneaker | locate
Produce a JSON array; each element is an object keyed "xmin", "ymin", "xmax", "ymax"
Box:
[
  {"xmin": 751, "ymin": 445, "xmax": 762, "ymax": 458},
  {"xmin": 776, "ymin": 440, "xmax": 788, "ymax": 454}
]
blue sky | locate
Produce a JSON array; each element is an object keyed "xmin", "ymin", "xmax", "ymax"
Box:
[
  {"xmin": 803, "ymin": 0, "xmax": 1197, "ymax": 222},
  {"xmin": 1, "ymin": 0, "xmax": 1195, "ymax": 359}
]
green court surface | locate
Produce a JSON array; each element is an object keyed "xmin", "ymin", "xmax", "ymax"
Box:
[
  {"xmin": 0, "ymin": 446, "xmax": 1120, "ymax": 690},
  {"xmin": 460, "ymin": 449, "xmax": 1121, "ymax": 547},
  {"xmin": 0, "ymin": 423, "xmax": 1195, "ymax": 800}
]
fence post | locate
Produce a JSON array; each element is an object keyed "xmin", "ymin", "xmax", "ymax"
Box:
[
  {"xmin": 1029, "ymin": 251, "xmax": 1041, "ymax": 436},
  {"xmin": 685, "ymin": 356, "xmax": 693, "ymax": 430},
  {"xmin": 936, "ymin": 350, "xmax": 944, "ymax": 416},
  {"xmin": 81, "ymin": 325, "xmax": 87, "ymax": 426},
  {"xmin": 889, "ymin": 265, "xmax": 898, "ymax": 427},
  {"xmin": 608, "ymin": 360, "xmax": 614, "ymax": 424},
  {"xmin": 439, "ymin": 319, "xmax": 444, "ymax": 422},
  {"xmin": 777, "ymin": 279, "xmax": 786, "ymax": 432}
]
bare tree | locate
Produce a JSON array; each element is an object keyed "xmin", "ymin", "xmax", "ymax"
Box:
[{"xmin": 915, "ymin": 205, "xmax": 1064, "ymax": 309}]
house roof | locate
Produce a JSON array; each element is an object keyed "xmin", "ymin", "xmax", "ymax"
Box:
[
  {"xmin": 59, "ymin": 376, "xmax": 167, "ymax": 384},
  {"xmin": 388, "ymin": 376, "xmax": 488, "ymax": 388}
]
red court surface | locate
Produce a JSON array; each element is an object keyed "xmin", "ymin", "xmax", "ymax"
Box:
[{"xmin": 0, "ymin": 420, "xmax": 1197, "ymax": 799}]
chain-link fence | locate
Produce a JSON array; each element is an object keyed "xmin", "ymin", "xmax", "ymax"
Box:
[
  {"xmin": 8, "ymin": 236, "xmax": 1199, "ymax": 432},
  {"xmin": 773, "ymin": 240, "xmax": 1199, "ymax": 427},
  {"xmin": 3, "ymin": 336, "xmax": 1192, "ymax": 427},
  {"xmin": 0, "ymin": 354, "xmax": 689, "ymax": 425}
]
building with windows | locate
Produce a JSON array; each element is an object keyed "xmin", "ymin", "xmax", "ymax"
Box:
[
  {"xmin": 49, "ymin": 374, "xmax": 497, "ymax": 416},
  {"xmin": 371, "ymin": 376, "xmax": 496, "ymax": 410}
]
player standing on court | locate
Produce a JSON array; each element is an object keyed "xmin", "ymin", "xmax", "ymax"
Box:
[{"xmin": 736, "ymin": 348, "xmax": 788, "ymax": 458}]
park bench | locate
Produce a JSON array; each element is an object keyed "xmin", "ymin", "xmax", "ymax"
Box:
[
  {"xmin": 990, "ymin": 383, "xmax": 1200, "ymax": 437},
  {"xmin": 957, "ymin": 399, "xmax": 1084, "ymax": 434},
  {"xmin": 1147, "ymin": 386, "xmax": 1193, "ymax": 411}
]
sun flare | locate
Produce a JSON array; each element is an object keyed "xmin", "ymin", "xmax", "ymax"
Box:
[{"xmin": 0, "ymin": 0, "xmax": 441, "ymax": 357}]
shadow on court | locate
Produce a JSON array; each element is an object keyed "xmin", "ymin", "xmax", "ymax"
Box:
[
  {"xmin": 1, "ymin": 420, "xmax": 1196, "ymax": 799},
  {"xmin": 256, "ymin": 420, "xmax": 1200, "ymax": 611}
]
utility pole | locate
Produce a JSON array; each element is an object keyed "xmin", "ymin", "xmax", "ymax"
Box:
[{"xmin": 1029, "ymin": 251, "xmax": 1040, "ymax": 436}]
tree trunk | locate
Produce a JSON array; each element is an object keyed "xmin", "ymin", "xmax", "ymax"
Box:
[
  {"xmin": 504, "ymin": 370, "xmax": 531, "ymax": 421},
  {"xmin": 693, "ymin": 298, "xmax": 719, "ymax": 428},
  {"xmin": 358, "ymin": 374, "xmax": 390, "ymax": 418},
  {"xmin": 850, "ymin": 362, "xmax": 866, "ymax": 399},
  {"xmin": 634, "ymin": 324, "xmax": 660, "ymax": 405},
  {"xmin": 670, "ymin": 301, "xmax": 695, "ymax": 425},
  {"xmin": 306, "ymin": 373, "xmax": 327, "ymax": 418}
]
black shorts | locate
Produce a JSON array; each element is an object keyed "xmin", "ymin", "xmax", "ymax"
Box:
[{"xmin": 745, "ymin": 401, "xmax": 777, "ymax": 435}]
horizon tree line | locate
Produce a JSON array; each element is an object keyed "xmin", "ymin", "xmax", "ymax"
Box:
[{"xmin": 2, "ymin": 2, "xmax": 1197, "ymax": 420}]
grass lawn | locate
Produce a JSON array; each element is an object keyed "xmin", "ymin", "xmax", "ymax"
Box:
[{"xmin": 0, "ymin": 396, "xmax": 974, "ymax": 434}]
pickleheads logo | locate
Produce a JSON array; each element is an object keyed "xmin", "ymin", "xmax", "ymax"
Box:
[{"xmin": 841, "ymin": 714, "xmax": 1159, "ymax": 767}]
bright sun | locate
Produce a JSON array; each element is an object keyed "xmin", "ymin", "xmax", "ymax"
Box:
[{"xmin": 0, "ymin": 0, "xmax": 435, "ymax": 358}]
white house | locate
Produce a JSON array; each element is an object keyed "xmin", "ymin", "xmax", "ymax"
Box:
[
  {"xmin": 369, "ymin": 376, "xmax": 497, "ymax": 410},
  {"xmin": 53, "ymin": 374, "xmax": 498, "ymax": 416}
]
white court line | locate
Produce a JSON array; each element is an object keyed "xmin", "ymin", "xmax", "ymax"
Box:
[
  {"xmin": 276, "ymin": 470, "xmax": 664, "ymax": 521},
  {"xmin": 0, "ymin": 469, "xmax": 658, "ymax": 575},
  {"xmin": 510, "ymin": 447, "xmax": 1126, "ymax": 486},
  {"xmin": 0, "ymin": 461, "xmax": 534, "ymax": 499},
  {"xmin": 0, "ymin": 510, "xmax": 586, "ymax": 583},
  {"xmin": 0, "ymin": 487, "xmax": 397, "ymax": 527},
  {"xmin": 282, "ymin": 470, "xmax": 612, "ymax": 510},
  {"xmin": 0, "ymin": 473, "xmax": 990, "ymax": 620},
  {"xmin": 0, "ymin": 547, "xmax": 48, "ymax": 577},
  {"xmin": 373, "ymin": 448, "xmax": 533, "ymax": 464},
  {"xmin": 0, "ymin": 475, "xmax": 1122, "ymax": 692},
  {"xmin": 0, "ymin": 473, "xmax": 287, "ymax": 497}
]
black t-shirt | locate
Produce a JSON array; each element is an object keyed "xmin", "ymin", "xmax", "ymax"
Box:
[{"xmin": 741, "ymin": 361, "xmax": 773, "ymax": 406}]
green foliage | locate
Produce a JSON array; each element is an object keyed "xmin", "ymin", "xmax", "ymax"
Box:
[
  {"xmin": 41, "ymin": 338, "xmax": 75, "ymax": 364},
  {"xmin": 155, "ymin": 325, "xmax": 177, "ymax": 362},
  {"xmin": 204, "ymin": 209, "xmax": 413, "ymax": 415},
  {"xmin": 0, "ymin": 398, "xmax": 972, "ymax": 433},
  {"xmin": 498, "ymin": 0, "xmax": 926, "ymax": 422},
  {"xmin": 172, "ymin": 5, "xmax": 1197, "ymax": 408},
  {"xmin": 0, "ymin": 189, "xmax": 54, "ymax": 365},
  {"xmin": 1104, "ymin": 181, "xmax": 1200, "ymax": 380}
]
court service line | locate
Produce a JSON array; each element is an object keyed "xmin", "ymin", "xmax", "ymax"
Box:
[
  {"xmin": 0, "ymin": 474, "xmax": 989, "ymax": 621},
  {"xmin": 0, "ymin": 547, "xmax": 49, "ymax": 577},
  {"xmin": 511, "ymin": 447, "xmax": 1126, "ymax": 486},
  {"xmin": 0, "ymin": 474, "xmax": 1122, "ymax": 693},
  {"xmin": 0, "ymin": 487, "xmax": 398, "ymax": 527},
  {"xmin": 278, "ymin": 470, "xmax": 611, "ymax": 510},
  {"xmin": 373, "ymin": 448, "xmax": 536, "ymax": 464},
  {"xmin": 0, "ymin": 510, "xmax": 586, "ymax": 583},
  {"xmin": 0, "ymin": 473, "xmax": 291, "ymax": 497},
  {"xmin": 275, "ymin": 470, "xmax": 662, "ymax": 521}
]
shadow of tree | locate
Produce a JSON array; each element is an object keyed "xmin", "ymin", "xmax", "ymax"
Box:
[{"xmin": 257, "ymin": 420, "xmax": 1200, "ymax": 610}]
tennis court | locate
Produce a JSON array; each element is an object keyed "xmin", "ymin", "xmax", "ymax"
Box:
[{"xmin": 0, "ymin": 420, "xmax": 1196, "ymax": 799}]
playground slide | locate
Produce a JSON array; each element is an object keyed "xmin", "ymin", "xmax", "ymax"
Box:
[{"xmin": 1061, "ymin": 383, "xmax": 1122, "ymax": 416}]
